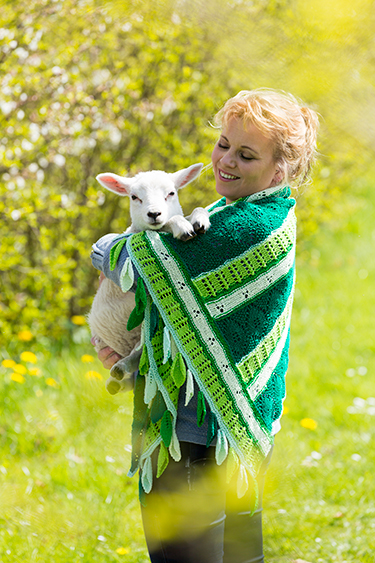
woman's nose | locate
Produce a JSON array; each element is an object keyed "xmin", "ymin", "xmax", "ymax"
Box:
[{"xmin": 220, "ymin": 151, "xmax": 236, "ymax": 168}]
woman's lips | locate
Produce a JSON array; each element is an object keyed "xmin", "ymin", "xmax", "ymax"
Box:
[{"xmin": 218, "ymin": 168, "xmax": 240, "ymax": 181}]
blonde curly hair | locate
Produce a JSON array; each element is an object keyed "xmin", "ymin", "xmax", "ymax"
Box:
[{"xmin": 214, "ymin": 89, "xmax": 319, "ymax": 187}]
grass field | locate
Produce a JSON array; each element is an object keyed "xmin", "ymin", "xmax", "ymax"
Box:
[{"xmin": 1, "ymin": 186, "xmax": 374, "ymax": 563}]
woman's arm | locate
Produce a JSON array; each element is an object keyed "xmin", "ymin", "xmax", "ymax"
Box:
[{"xmin": 91, "ymin": 233, "xmax": 141, "ymax": 290}]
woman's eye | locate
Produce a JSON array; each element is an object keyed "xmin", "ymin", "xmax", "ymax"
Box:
[
  {"xmin": 241, "ymin": 154, "xmax": 253, "ymax": 161},
  {"xmin": 218, "ymin": 143, "xmax": 229, "ymax": 150}
]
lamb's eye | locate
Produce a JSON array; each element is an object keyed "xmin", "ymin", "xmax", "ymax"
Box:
[
  {"xmin": 166, "ymin": 191, "xmax": 175, "ymax": 200},
  {"xmin": 131, "ymin": 195, "xmax": 140, "ymax": 201}
]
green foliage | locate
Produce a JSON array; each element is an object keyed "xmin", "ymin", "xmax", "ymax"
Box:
[
  {"xmin": 1, "ymin": 0, "xmax": 375, "ymax": 347},
  {"xmin": 0, "ymin": 0, "xmax": 229, "ymax": 346}
]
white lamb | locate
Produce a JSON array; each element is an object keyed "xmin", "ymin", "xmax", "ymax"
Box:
[{"xmin": 88, "ymin": 163, "xmax": 210, "ymax": 394}]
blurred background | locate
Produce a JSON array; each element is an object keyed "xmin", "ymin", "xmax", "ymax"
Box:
[
  {"xmin": 1, "ymin": 0, "xmax": 374, "ymax": 348},
  {"xmin": 1, "ymin": 1, "xmax": 375, "ymax": 561}
]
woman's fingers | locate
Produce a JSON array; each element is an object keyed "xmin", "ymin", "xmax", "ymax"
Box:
[{"xmin": 98, "ymin": 346, "xmax": 123, "ymax": 369}]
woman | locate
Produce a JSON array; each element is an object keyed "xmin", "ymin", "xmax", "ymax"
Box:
[{"xmin": 91, "ymin": 89, "xmax": 319, "ymax": 563}]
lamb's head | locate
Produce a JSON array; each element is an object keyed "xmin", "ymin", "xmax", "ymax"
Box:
[{"xmin": 96, "ymin": 163, "xmax": 203, "ymax": 232}]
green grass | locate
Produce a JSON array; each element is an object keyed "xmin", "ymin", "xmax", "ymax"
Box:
[{"xmin": 1, "ymin": 186, "xmax": 374, "ymax": 562}]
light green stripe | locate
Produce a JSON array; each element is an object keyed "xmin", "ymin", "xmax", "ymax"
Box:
[
  {"xmin": 193, "ymin": 208, "xmax": 296, "ymax": 299},
  {"xmin": 237, "ymin": 289, "xmax": 295, "ymax": 384},
  {"xmin": 206, "ymin": 247, "xmax": 295, "ymax": 319}
]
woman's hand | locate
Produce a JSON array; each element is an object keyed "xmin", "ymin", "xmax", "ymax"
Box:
[{"xmin": 90, "ymin": 336, "xmax": 123, "ymax": 370}]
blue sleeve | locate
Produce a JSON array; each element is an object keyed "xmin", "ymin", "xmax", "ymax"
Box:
[{"xmin": 91, "ymin": 233, "xmax": 141, "ymax": 290}]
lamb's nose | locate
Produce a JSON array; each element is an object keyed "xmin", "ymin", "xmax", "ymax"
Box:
[{"xmin": 147, "ymin": 211, "xmax": 162, "ymax": 220}]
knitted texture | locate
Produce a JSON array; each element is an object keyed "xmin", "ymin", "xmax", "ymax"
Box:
[{"xmin": 124, "ymin": 185, "xmax": 296, "ymax": 497}]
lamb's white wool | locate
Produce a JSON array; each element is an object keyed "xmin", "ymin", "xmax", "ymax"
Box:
[{"xmin": 88, "ymin": 163, "xmax": 210, "ymax": 394}]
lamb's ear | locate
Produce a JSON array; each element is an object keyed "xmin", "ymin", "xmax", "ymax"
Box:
[
  {"xmin": 96, "ymin": 173, "xmax": 133, "ymax": 196},
  {"xmin": 170, "ymin": 163, "xmax": 203, "ymax": 190}
]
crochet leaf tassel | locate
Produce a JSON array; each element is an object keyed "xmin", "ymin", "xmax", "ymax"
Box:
[
  {"xmin": 185, "ymin": 369, "xmax": 194, "ymax": 406},
  {"xmin": 150, "ymin": 390, "xmax": 167, "ymax": 423},
  {"xmin": 138, "ymin": 345, "xmax": 150, "ymax": 376},
  {"xmin": 127, "ymin": 278, "xmax": 147, "ymax": 330},
  {"xmin": 120, "ymin": 256, "xmax": 135, "ymax": 292},
  {"xmin": 109, "ymin": 237, "xmax": 127, "ymax": 271},
  {"xmin": 160, "ymin": 410, "xmax": 173, "ymax": 447},
  {"xmin": 170, "ymin": 353, "xmax": 186, "ymax": 388},
  {"xmin": 141, "ymin": 456, "xmax": 153, "ymax": 494},
  {"xmin": 163, "ymin": 326, "xmax": 171, "ymax": 364},
  {"xmin": 206, "ymin": 412, "xmax": 218, "ymax": 447},
  {"xmin": 157, "ymin": 442, "xmax": 169, "ymax": 478},
  {"xmin": 226, "ymin": 448, "xmax": 240, "ymax": 483},
  {"xmin": 215, "ymin": 428, "xmax": 228, "ymax": 465},
  {"xmin": 197, "ymin": 390, "xmax": 206, "ymax": 427}
]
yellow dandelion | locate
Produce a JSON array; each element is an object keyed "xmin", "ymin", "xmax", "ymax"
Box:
[
  {"xmin": 13, "ymin": 364, "xmax": 27, "ymax": 375},
  {"xmin": 45, "ymin": 378, "xmax": 59, "ymax": 388},
  {"xmin": 2, "ymin": 359, "xmax": 16, "ymax": 368},
  {"xmin": 116, "ymin": 547, "xmax": 130, "ymax": 555},
  {"xmin": 35, "ymin": 389, "xmax": 43, "ymax": 397},
  {"xmin": 300, "ymin": 418, "xmax": 318, "ymax": 430},
  {"xmin": 11, "ymin": 372, "xmax": 25, "ymax": 384},
  {"xmin": 282, "ymin": 405, "xmax": 289, "ymax": 415},
  {"xmin": 18, "ymin": 330, "xmax": 33, "ymax": 341},
  {"xmin": 29, "ymin": 367, "xmax": 42, "ymax": 376},
  {"xmin": 85, "ymin": 370, "xmax": 103, "ymax": 380},
  {"xmin": 71, "ymin": 315, "xmax": 86, "ymax": 326},
  {"xmin": 20, "ymin": 351, "xmax": 37, "ymax": 364},
  {"xmin": 81, "ymin": 354, "xmax": 94, "ymax": 363}
]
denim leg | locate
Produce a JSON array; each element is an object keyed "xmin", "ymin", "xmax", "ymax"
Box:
[
  {"xmin": 223, "ymin": 447, "xmax": 273, "ymax": 563},
  {"xmin": 141, "ymin": 443, "xmax": 226, "ymax": 563}
]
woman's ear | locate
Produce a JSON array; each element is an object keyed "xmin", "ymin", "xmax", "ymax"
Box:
[{"xmin": 270, "ymin": 164, "xmax": 285, "ymax": 187}]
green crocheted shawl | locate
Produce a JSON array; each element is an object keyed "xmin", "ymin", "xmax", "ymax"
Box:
[{"xmin": 117, "ymin": 185, "xmax": 296, "ymax": 498}]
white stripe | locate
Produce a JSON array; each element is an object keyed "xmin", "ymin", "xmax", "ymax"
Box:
[
  {"xmin": 136, "ymin": 232, "xmax": 271, "ymax": 457},
  {"xmin": 206, "ymin": 247, "xmax": 295, "ymax": 318},
  {"xmin": 193, "ymin": 207, "xmax": 296, "ymax": 284}
]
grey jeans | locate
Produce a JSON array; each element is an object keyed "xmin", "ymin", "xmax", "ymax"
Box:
[{"xmin": 140, "ymin": 442, "xmax": 273, "ymax": 563}]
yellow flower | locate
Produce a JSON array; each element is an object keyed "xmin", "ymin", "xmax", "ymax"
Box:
[
  {"xmin": 29, "ymin": 367, "xmax": 42, "ymax": 377},
  {"xmin": 116, "ymin": 547, "xmax": 130, "ymax": 555},
  {"xmin": 300, "ymin": 418, "xmax": 318, "ymax": 430},
  {"xmin": 18, "ymin": 330, "xmax": 33, "ymax": 341},
  {"xmin": 46, "ymin": 378, "xmax": 59, "ymax": 388},
  {"xmin": 20, "ymin": 351, "xmax": 37, "ymax": 364},
  {"xmin": 2, "ymin": 359, "xmax": 16, "ymax": 368},
  {"xmin": 35, "ymin": 389, "xmax": 43, "ymax": 397},
  {"xmin": 71, "ymin": 315, "xmax": 86, "ymax": 326},
  {"xmin": 81, "ymin": 354, "xmax": 94, "ymax": 363},
  {"xmin": 11, "ymin": 372, "xmax": 25, "ymax": 384},
  {"xmin": 282, "ymin": 405, "xmax": 289, "ymax": 415},
  {"xmin": 13, "ymin": 364, "xmax": 27, "ymax": 375},
  {"xmin": 85, "ymin": 370, "xmax": 103, "ymax": 380}
]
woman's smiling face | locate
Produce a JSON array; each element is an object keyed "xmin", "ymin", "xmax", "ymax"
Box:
[{"xmin": 211, "ymin": 117, "xmax": 280, "ymax": 203}]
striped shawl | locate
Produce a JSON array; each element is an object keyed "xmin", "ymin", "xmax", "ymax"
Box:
[{"xmin": 117, "ymin": 185, "xmax": 296, "ymax": 498}]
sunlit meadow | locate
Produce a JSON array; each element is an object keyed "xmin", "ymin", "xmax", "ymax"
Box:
[{"xmin": 1, "ymin": 181, "xmax": 374, "ymax": 563}]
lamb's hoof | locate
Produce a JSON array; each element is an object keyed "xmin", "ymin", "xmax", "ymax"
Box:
[
  {"xmin": 192, "ymin": 221, "xmax": 207, "ymax": 234},
  {"xmin": 180, "ymin": 230, "xmax": 197, "ymax": 242},
  {"xmin": 111, "ymin": 364, "xmax": 126, "ymax": 380},
  {"xmin": 106, "ymin": 379, "xmax": 122, "ymax": 395}
]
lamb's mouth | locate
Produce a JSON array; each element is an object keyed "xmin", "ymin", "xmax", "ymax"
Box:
[{"xmin": 148, "ymin": 221, "xmax": 163, "ymax": 228}]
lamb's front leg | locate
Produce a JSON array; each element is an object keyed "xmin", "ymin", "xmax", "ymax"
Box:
[
  {"xmin": 163, "ymin": 215, "xmax": 197, "ymax": 241},
  {"xmin": 186, "ymin": 207, "xmax": 211, "ymax": 234}
]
